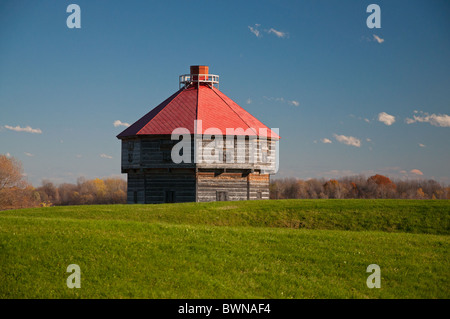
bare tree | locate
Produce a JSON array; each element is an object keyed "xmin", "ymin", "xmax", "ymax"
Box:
[
  {"xmin": 0, "ymin": 155, "xmax": 26, "ymax": 190},
  {"xmin": 270, "ymin": 174, "xmax": 448, "ymax": 200}
]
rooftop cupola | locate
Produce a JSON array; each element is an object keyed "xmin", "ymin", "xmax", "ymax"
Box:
[{"xmin": 179, "ymin": 65, "xmax": 219, "ymax": 89}]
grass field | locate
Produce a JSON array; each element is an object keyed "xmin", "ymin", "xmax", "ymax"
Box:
[{"xmin": 0, "ymin": 199, "xmax": 449, "ymax": 298}]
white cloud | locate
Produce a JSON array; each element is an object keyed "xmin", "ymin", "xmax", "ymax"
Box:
[
  {"xmin": 405, "ymin": 111, "xmax": 450, "ymax": 127},
  {"xmin": 419, "ymin": 143, "xmax": 426, "ymax": 148},
  {"xmin": 246, "ymin": 98, "xmax": 252, "ymax": 105},
  {"xmin": 4, "ymin": 125, "xmax": 42, "ymax": 134},
  {"xmin": 113, "ymin": 120, "xmax": 130, "ymax": 128},
  {"xmin": 76, "ymin": 154, "xmax": 82, "ymax": 158},
  {"xmin": 410, "ymin": 169, "xmax": 423, "ymax": 176},
  {"xmin": 373, "ymin": 35, "xmax": 384, "ymax": 43},
  {"xmin": 250, "ymin": 24, "xmax": 288, "ymax": 39},
  {"xmin": 333, "ymin": 134, "xmax": 361, "ymax": 147},
  {"xmin": 321, "ymin": 138, "xmax": 332, "ymax": 144},
  {"xmin": 378, "ymin": 112, "xmax": 396, "ymax": 126},
  {"xmin": 24, "ymin": 152, "xmax": 34, "ymax": 157},
  {"xmin": 248, "ymin": 24, "xmax": 261, "ymax": 37},
  {"xmin": 100, "ymin": 154, "xmax": 113, "ymax": 159},
  {"xmin": 364, "ymin": 118, "xmax": 370, "ymax": 123},
  {"xmin": 267, "ymin": 28, "xmax": 288, "ymax": 38},
  {"xmin": 263, "ymin": 96, "xmax": 299, "ymax": 107},
  {"xmin": 5, "ymin": 152, "xmax": 11, "ymax": 158},
  {"xmin": 366, "ymin": 138, "xmax": 372, "ymax": 142}
]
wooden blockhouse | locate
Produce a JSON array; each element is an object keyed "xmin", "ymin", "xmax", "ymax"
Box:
[{"xmin": 117, "ymin": 65, "xmax": 280, "ymax": 203}]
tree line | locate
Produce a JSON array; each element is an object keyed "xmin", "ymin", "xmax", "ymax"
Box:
[
  {"xmin": 270, "ymin": 174, "xmax": 450, "ymax": 200},
  {"xmin": 0, "ymin": 155, "xmax": 126, "ymax": 210},
  {"xmin": 1, "ymin": 155, "xmax": 449, "ymax": 210}
]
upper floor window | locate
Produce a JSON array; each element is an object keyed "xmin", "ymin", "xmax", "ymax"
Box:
[{"xmin": 127, "ymin": 141, "xmax": 134, "ymax": 163}]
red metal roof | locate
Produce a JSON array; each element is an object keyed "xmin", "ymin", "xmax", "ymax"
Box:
[{"xmin": 117, "ymin": 84, "xmax": 280, "ymax": 139}]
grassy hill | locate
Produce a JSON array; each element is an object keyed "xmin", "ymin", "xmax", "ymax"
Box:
[{"xmin": 0, "ymin": 199, "xmax": 449, "ymax": 298}]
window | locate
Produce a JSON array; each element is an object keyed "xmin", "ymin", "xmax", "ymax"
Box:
[
  {"xmin": 222, "ymin": 149, "xmax": 227, "ymax": 162},
  {"xmin": 220, "ymin": 148, "xmax": 234, "ymax": 163},
  {"xmin": 165, "ymin": 191, "xmax": 175, "ymax": 203},
  {"xmin": 133, "ymin": 191, "xmax": 138, "ymax": 203},
  {"xmin": 257, "ymin": 191, "xmax": 262, "ymax": 199},
  {"xmin": 128, "ymin": 141, "xmax": 134, "ymax": 163},
  {"xmin": 216, "ymin": 191, "xmax": 228, "ymax": 201}
]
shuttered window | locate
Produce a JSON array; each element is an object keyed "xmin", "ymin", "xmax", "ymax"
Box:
[{"xmin": 216, "ymin": 191, "xmax": 228, "ymax": 201}]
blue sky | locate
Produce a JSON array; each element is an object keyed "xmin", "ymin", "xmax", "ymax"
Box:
[{"xmin": 1, "ymin": 0, "xmax": 449, "ymax": 186}]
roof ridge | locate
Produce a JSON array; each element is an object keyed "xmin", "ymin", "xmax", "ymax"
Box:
[
  {"xmin": 195, "ymin": 85, "xmax": 199, "ymax": 134},
  {"xmin": 135, "ymin": 88, "xmax": 184, "ymax": 135},
  {"xmin": 209, "ymin": 87, "xmax": 258, "ymax": 135},
  {"xmin": 117, "ymin": 88, "xmax": 184, "ymax": 138}
]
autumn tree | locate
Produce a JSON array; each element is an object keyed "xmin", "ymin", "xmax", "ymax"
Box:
[
  {"xmin": 416, "ymin": 188, "xmax": 426, "ymax": 199},
  {"xmin": 306, "ymin": 179, "xmax": 325, "ymax": 199},
  {"xmin": 36, "ymin": 176, "xmax": 127, "ymax": 205},
  {"xmin": 38, "ymin": 180, "xmax": 60, "ymax": 205},
  {"xmin": 367, "ymin": 174, "xmax": 395, "ymax": 186},
  {"xmin": 367, "ymin": 174, "xmax": 397, "ymax": 198},
  {"xmin": 0, "ymin": 155, "xmax": 39, "ymax": 210},
  {"xmin": 323, "ymin": 179, "xmax": 346, "ymax": 199},
  {"xmin": 269, "ymin": 180, "xmax": 281, "ymax": 199},
  {"xmin": 0, "ymin": 155, "xmax": 26, "ymax": 190},
  {"xmin": 270, "ymin": 174, "xmax": 446, "ymax": 200},
  {"xmin": 104, "ymin": 178, "xmax": 127, "ymax": 203}
]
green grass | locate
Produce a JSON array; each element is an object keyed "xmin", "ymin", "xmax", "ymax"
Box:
[{"xmin": 0, "ymin": 199, "xmax": 449, "ymax": 298}]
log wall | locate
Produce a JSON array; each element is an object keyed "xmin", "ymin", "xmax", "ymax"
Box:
[
  {"xmin": 121, "ymin": 135, "xmax": 274, "ymax": 203},
  {"xmin": 127, "ymin": 169, "xmax": 196, "ymax": 204}
]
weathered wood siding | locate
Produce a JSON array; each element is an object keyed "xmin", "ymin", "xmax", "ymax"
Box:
[
  {"xmin": 196, "ymin": 172, "xmax": 248, "ymax": 202},
  {"xmin": 248, "ymin": 173, "xmax": 270, "ymax": 200},
  {"xmin": 121, "ymin": 138, "xmax": 141, "ymax": 171},
  {"xmin": 122, "ymin": 136, "xmax": 277, "ymax": 171},
  {"xmin": 144, "ymin": 169, "xmax": 196, "ymax": 204},
  {"xmin": 196, "ymin": 137, "xmax": 277, "ymax": 173},
  {"xmin": 196, "ymin": 172, "xmax": 270, "ymax": 202},
  {"xmin": 127, "ymin": 169, "xmax": 196, "ymax": 204},
  {"xmin": 121, "ymin": 135, "xmax": 275, "ymax": 203},
  {"xmin": 127, "ymin": 173, "xmax": 145, "ymax": 203},
  {"xmin": 121, "ymin": 136, "xmax": 195, "ymax": 172}
]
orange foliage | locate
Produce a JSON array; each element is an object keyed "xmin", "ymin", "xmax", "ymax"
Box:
[{"xmin": 367, "ymin": 174, "xmax": 396, "ymax": 188}]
